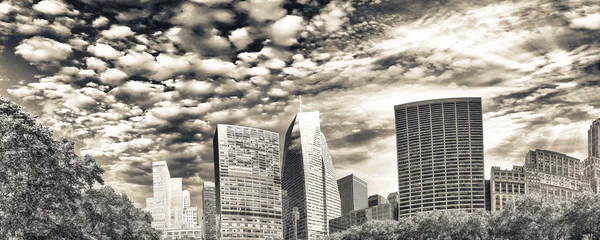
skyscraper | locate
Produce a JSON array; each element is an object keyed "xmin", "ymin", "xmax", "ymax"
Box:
[
  {"xmin": 590, "ymin": 118, "xmax": 600, "ymax": 159},
  {"xmin": 394, "ymin": 98, "xmax": 486, "ymax": 216},
  {"xmin": 337, "ymin": 174, "xmax": 368, "ymax": 215},
  {"xmin": 146, "ymin": 161, "xmax": 172, "ymax": 230},
  {"xmin": 282, "ymin": 105, "xmax": 341, "ymax": 239},
  {"xmin": 213, "ymin": 124, "xmax": 283, "ymax": 239},
  {"xmin": 170, "ymin": 177, "xmax": 185, "ymax": 229},
  {"xmin": 202, "ymin": 181, "xmax": 217, "ymax": 240}
]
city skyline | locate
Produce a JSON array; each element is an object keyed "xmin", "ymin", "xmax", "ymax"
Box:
[{"xmin": 0, "ymin": 0, "xmax": 599, "ymax": 210}]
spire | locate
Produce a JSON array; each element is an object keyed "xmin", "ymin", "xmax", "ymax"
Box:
[{"xmin": 299, "ymin": 96, "xmax": 303, "ymax": 113}]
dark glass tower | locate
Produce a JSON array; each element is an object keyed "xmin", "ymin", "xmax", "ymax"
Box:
[{"xmin": 394, "ymin": 97, "xmax": 485, "ymax": 216}]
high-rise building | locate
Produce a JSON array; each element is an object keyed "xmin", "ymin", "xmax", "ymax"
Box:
[
  {"xmin": 202, "ymin": 181, "xmax": 217, "ymax": 240},
  {"xmin": 214, "ymin": 124, "xmax": 283, "ymax": 239},
  {"xmin": 337, "ymin": 174, "xmax": 368, "ymax": 215},
  {"xmin": 584, "ymin": 118, "xmax": 600, "ymax": 193},
  {"xmin": 146, "ymin": 161, "xmax": 172, "ymax": 231},
  {"xmin": 170, "ymin": 177, "xmax": 185, "ymax": 229},
  {"xmin": 394, "ymin": 98, "xmax": 486, "ymax": 216},
  {"xmin": 183, "ymin": 190, "xmax": 190, "ymax": 208},
  {"xmin": 484, "ymin": 180, "xmax": 491, "ymax": 211},
  {"xmin": 590, "ymin": 118, "xmax": 600, "ymax": 159},
  {"xmin": 367, "ymin": 194, "xmax": 388, "ymax": 207},
  {"xmin": 282, "ymin": 105, "xmax": 341, "ymax": 239},
  {"xmin": 145, "ymin": 161, "xmax": 202, "ymax": 238}
]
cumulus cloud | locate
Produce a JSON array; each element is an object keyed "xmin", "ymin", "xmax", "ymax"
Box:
[
  {"xmin": 229, "ymin": 28, "xmax": 253, "ymax": 50},
  {"xmin": 195, "ymin": 58, "xmax": 236, "ymax": 77},
  {"xmin": 101, "ymin": 25, "xmax": 135, "ymax": 39},
  {"xmin": 32, "ymin": 0, "xmax": 70, "ymax": 16},
  {"xmin": 100, "ymin": 68, "xmax": 128, "ymax": 86},
  {"xmin": 237, "ymin": 0, "xmax": 286, "ymax": 22},
  {"xmin": 92, "ymin": 16, "xmax": 110, "ymax": 28},
  {"xmin": 87, "ymin": 43, "xmax": 124, "ymax": 60},
  {"xmin": 15, "ymin": 36, "xmax": 72, "ymax": 63},
  {"xmin": 270, "ymin": 15, "xmax": 305, "ymax": 46}
]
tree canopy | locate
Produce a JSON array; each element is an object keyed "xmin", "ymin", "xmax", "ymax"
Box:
[
  {"xmin": 0, "ymin": 98, "xmax": 159, "ymax": 239},
  {"xmin": 327, "ymin": 193, "xmax": 600, "ymax": 240}
]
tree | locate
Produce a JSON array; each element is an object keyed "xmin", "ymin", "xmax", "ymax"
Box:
[
  {"xmin": 563, "ymin": 192, "xmax": 600, "ymax": 239},
  {"xmin": 0, "ymin": 98, "xmax": 159, "ymax": 239},
  {"xmin": 489, "ymin": 194, "xmax": 568, "ymax": 240},
  {"xmin": 78, "ymin": 186, "xmax": 159, "ymax": 240}
]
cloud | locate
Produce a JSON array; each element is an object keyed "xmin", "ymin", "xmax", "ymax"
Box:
[
  {"xmin": 87, "ymin": 43, "xmax": 124, "ymax": 60},
  {"xmin": 570, "ymin": 13, "xmax": 600, "ymax": 30},
  {"xmin": 237, "ymin": 0, "xmax": 286, "ymax": 22},
  {"xmin": 194, "ymin": 58, "xmax": 236, "ymax": 77},
  {"xmin": 270, "ymin": 15, "xmax": 305, "ymax": 46},
  {"xmin": 229, "ymin": 28, "xmax": 253, "ymax": 50},
  {"xmin": 100, "ymin": 68, "xmax": 128, "ymax": 86},
  {"xmin": 92, "ymin": 16, "xmax": 110, "ymax": 28},
  {"xmin": 15, "ymin": 36, "xmax": 72, "ymax": 64},
  {"xmin": 101, "ymin": 25, "xmax": 135, "ymax": 39},
  {"xmin": 32, "ymin": 0, "xmax": 70, "ymax": 16}
]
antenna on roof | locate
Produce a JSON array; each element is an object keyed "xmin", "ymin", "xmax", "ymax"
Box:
[{"xmin": 299, "ymin": 96, "xmax": 303, "ymax": 113}]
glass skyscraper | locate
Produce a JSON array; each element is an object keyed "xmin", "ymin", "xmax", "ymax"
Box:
[
  {"xmin": 282, "ymin": 108, "xmax": 341, "ymax": 239},
  {"xmin": 394, "ymin": 97, "xmax": 485, "ymax": 216},
  {"xmin": 213, "ymin": 124, "xmax": 283, "ymax": 239},
  {"xmin": 337, "ymin": 174, "xmax": 368, "ymax": 215}
]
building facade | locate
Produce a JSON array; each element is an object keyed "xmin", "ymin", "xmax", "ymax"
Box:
[
  {"xmin": 328, "ymin": 202, "xmax": 398, "ymax": 234},
  {"xmin": 394, "ymin": 98, "xmax": 486, "ymax": 216},
  {"xmin": 490, "ymin": 150, "xmax": 591, "ymax": 211},
  {"xmin": 282, "ymin": 109, "xmax": 341, "ymax": 239},
  {"xmin": 525, "ymin": 149, "xmax": 589, "ymax": 201},
  {"xmin": 490, "ymin": 166, "xmax": 526, "ymax": 212},
  {"xmin": 337, "ymin": 174, "xmax": 368, "ymax": 215},
  {"xmin": 368, "ymin": 194, "xmax": 388, "ymax": 207},
  {"xmin": 203, "ymin": 181, "xmax": 218, "ymax": 240},
  {"xmin": 584, "ymin": 118, "xmax": 600, "ymax": 193},
  {"xmin": 214, "ymin": 124, "xmax": 283, "ymax": 239},
  {"xmin": 146, "ymin": 161, "xmax": 172, "ymax": 231}
]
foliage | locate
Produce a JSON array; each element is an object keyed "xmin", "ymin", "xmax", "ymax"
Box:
[
  {"xmin": 0, "ymin": 98, "xmax": 159, "ymax": 239},
  {"xmin": 327, "ymin": 194, "xmax": 600, "ymax": 240}
]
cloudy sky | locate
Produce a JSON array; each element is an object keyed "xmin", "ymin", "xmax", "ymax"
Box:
[{"xmin": 0, "ymin": 0, "xmax": 599, "ymax": 208}]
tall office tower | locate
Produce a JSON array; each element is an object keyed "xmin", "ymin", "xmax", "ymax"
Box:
[
  {"xmin": 368, "ymin": 194, "xmax": 388, "ymax": 207},
  {"xmin": 202, "ymin": 181, "xmax": 217, "ymax": 240},
  {"xmin": 337, "ymin": 174, "xmax": 368, "ymax": 215},
  {"xmin": 584, "ymin": 119, "xmax": 600, "ymax": 193},
  {"xmin": 170, "ymin": 178, "xmax": 185, "ymax": 229},
  {"xmin": 525, "ymin": 149, "xmax": 590, "ymax": 200},
  {"xmin": 394, "ymin": 98, "xmax": 486, "ymax": 216},
  {"xmin": 214, "ymin": 125, "xmax": 283, "ymax": 239},
  {"xmin": 282, "ymin": 105, "xmax": 341, "ymax": 239},
  {"xmin": 146, "ymin": 161, "xmax": 172, "ymax": 230},
  {"xmin": 590, "ymin": 118, "xmax": 600, "ymax": 159},
  {"xmin": 183, "ymin": 190, "xmax": 190, "ymax": 208}
]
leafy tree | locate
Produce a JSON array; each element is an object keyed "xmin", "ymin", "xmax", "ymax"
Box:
[
  {"xmin": 489, "ymin": 194, "xmax": 569, "ymax": 240},
  {"xmin": 0, "ymin": 98, "xmax": 159, "ymax": 239},
  {"xmin": 78, "ymin": 186, "xmax": 159, "ymax": 240},
  {"xmin": 563, "ymin": 192, "xmax": 600, "ymax": 239}
]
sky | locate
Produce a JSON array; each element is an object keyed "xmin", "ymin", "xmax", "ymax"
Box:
[{"xmin": 0, "ymin": 0, "xmax": 599, "ymax": 209}]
